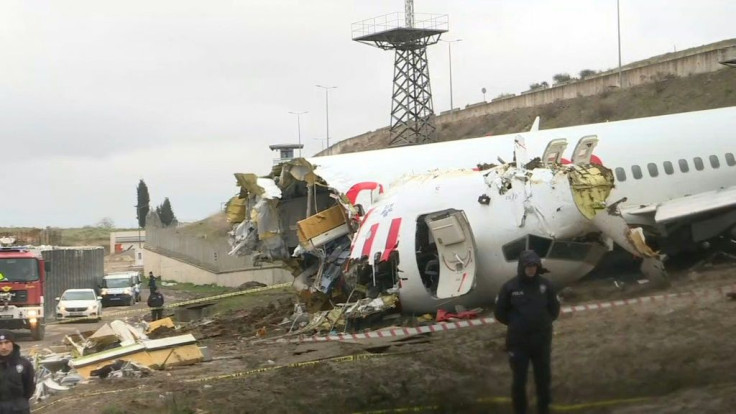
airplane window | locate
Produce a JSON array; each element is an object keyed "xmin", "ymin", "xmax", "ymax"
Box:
[
  {"xmin": 647, "ymin": 163, "xmax": 659, "ymax": 177},
  {"xmin": 678, "ymin": 159, "xmax": 689, "ymax": 172},
  {"xmin": 663, "ymin": 161, "xmax": 674, "ymax": 175},
  {"xmin": 631, "ymin": 165, "xmax": 643, "ymax": 179},
  {"xmin": 614, "ymin": 167, "xmax": 627, "ymax": 182},
  {"xmin": 502, "ymin": 237, "xmax": 527, "ymax": 262},
  {"xmin": 709, "ymin": 155, "xmax": 720, "ymax": 169},
  {"xmin": 726, "ymin": 153, "xmax": 736, "ymax": 167},
  {"xmin": 547, "ymin": 241, "xmax": 591, "ymax": 261},
  {"xmin": 528, "ymin": 235, "xmax": 553, "ymax": 257},
  {"xmin": 693, "ymin": 157, "xmax": 704, "ymax": 171}
]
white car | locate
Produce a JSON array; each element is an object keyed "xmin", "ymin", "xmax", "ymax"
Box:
[{"xmin": 55, "ymin": 289, "xmax": 103, "ymax": 321}]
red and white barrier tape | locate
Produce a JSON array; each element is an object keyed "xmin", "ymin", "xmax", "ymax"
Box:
[{"xmin": 290, "ymin": 283, "xmax": 736, "ymax": 343}]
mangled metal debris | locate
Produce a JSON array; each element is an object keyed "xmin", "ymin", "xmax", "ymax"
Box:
[{"xmin": 27, "ymin": 318, "xmax": 205, "ymax": 403}]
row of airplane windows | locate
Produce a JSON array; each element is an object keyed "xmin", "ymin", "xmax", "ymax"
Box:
[{"xmin": 615, "ymin": 152, "xmax": 736, "ymax": 182}]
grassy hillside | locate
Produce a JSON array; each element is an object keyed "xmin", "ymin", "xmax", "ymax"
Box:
[{"xmin": 338, "ymin": 68, "xmax": 736, "ymax": 153}]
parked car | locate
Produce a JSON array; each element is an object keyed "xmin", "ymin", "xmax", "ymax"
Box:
[
  {"xmin": 56, "ymin": 289, "xmax": 102, "ymax": 321},
  {"xmin": 100, "ymin": 272, "xmax": 139, "ymax": 306}
]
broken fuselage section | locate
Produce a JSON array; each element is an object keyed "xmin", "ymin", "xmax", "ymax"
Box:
[
  {"xmin": 228, "ymin": 154, "xmax": 617, "ymax": 315},
  {"xmin": 344, "ymin": 161, "xmax": 617, "ymax": 314}
]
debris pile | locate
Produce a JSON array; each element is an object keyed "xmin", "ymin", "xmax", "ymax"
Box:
[
  {"xmin": 225, "ymin": 165, "xmax": 404, "ymax": 331},
  {"xmin": 28, "ymin": 318, "xmax": 204, "ymax": 402}
]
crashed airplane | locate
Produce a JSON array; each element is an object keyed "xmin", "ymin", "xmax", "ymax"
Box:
[{"xmin": 227, "ymin": 106, "xmax": 736, "ymax": 317}]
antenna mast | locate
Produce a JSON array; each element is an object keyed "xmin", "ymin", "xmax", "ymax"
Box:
[{"xmin": 353, "ymin": 1, "xmax": 448, "ymax": 146}]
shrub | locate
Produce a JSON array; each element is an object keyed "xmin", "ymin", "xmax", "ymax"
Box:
[
  {"xmin": 553, "ymin": 73, "xmax": 572, "ymax": 84},
  {"xmin": 529, "ymin": 81, "xmax": 549, "ymax": 90},
  {"xmin": 579, "ymin": 69, "xmax": 597, "ymax": 79}
]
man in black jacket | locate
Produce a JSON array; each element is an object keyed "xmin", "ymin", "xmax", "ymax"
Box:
[
  {"xmin": 0, "ymin": 329, "xmax": 35, "ymax": 414},
  {"xmin": 147, "ymin": 288, "xmax": 165, "ymax": 321},
  {"xmin": 147, "ymin": 271, "xmax": 158, "ymax": 293},
  {"xmin": 494, "ymin": 250, "xmax": 560, "ymax": 414}
]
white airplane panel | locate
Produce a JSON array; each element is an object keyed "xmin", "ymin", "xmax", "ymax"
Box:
[{"xmin": 428, "ymin": 211, "xmax": 477, "ymax": 299}]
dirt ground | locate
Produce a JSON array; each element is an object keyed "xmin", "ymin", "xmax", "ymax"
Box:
[{"xmin": 31, "ymin": 261, "xmax": 736, "ymax": 414}]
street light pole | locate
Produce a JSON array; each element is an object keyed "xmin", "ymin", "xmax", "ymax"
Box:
[
  {"xmin": 441, "ymin": 39, "xmax": 462, "ymax": 111},
  {"xmin": 617, "ymin": 0, "xmax": 623, "ymax": 88},
  {"xmin": 288, "ymin": 111, "xmax": 308, "ymax": 157},
  {"xmin": 315, "ymin": 85, "xmax": 336, "ymax": 148}
]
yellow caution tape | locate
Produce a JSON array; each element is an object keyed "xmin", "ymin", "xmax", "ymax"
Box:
[
  {"xmin": 47, "ymin": 282, "xmax": 292, "ymax": 325},
  {"xmin": 184, "ymin": 352, "xmax": 397, "ymax": 383},
  {"xmin": 552, "ymin": 396, "xmax": 651, "ymax": 411},
  {"xmin": 353, "ymin": 395, "xmax": 651, "ymax": 413}
]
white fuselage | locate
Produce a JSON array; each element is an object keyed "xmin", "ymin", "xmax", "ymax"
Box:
[
  {"xmin": 348, "ymin": 167, "xmax": 612, "ymax": 313},
  {"xmin": 316, "ymin": 107, "xmax": 736, "ymax": 313},
  {"xmin": 309, "ymin": 107, "xmax": 736, "ymax": 216}
]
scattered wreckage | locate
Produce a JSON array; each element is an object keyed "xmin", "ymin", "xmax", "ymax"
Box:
[
  {"xmin": 227, "ymin": 136, "xmax": 668, "ymax": 325},
  {"xmin": 28, "ymin": 318, "xmax": 205, "ymax": 403}
]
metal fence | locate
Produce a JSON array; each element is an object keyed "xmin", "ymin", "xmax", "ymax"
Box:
[
  {"xmin": 41, "ymin": 247, "xmax": 104, "ymax": 319},
  {"xmin": 144, "ymin": 227, "xmax": 252, "ymax": 273}
]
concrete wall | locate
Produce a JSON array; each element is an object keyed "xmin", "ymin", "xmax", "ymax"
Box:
[
  {"xmin": 143, "ymin": 248, "xmax": 293, "ymax": 288},
  {"xmin": 109, "ymin": 230, "xmax": 146, "ymax": 253},
  {"xmin": 321, "ymin": 39, "xmax": 736, "ymax": 156}
]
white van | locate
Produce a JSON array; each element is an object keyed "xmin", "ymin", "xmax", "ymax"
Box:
[{"xmin": 100, "ymin": 271, "xmax": 142, "ymax": 307}]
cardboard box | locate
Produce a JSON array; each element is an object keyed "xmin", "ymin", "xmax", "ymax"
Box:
[{"xmin": 297, "ymin": 205, "xmax": 348, "ymax": 243}]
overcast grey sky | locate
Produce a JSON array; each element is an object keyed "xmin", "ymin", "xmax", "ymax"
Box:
[{"xmin": 1, "ymin": 0, "xmax": 733, "ymax": 228}]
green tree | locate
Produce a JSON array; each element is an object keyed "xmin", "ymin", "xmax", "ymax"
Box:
[
  {"xmin": 552, "ymin": 73, "xmax": 572, "ymax": 84},
  {"xmin": 529, "ymin": 81, "xmax": 549, "ymax": 90},
  {"xmin": 136, "ymin": 180, "xmax": 150, "ymax": 228},
  {"xmin": 579, "ymin": 69, "xmax": 597, "ymax": 79},
  {"xmin": 157, "ymin": 197, "xmax": 177, "ymax": 227}
]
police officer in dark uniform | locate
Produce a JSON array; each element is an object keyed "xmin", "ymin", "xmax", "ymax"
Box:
[
  {"xmin": 147, "ymin": 288, "xmax": 165, "ymax": 321},
  {"xmin": 494, "ymin": 250, "xmax": 560, "ymax": 414},
  {"xmin": 148, "ymin": 271, "xmax": 158, "ymax": 293},
  {"xmin": 0, "ymin": 329, "xmax": 35, "ymax": 414}
]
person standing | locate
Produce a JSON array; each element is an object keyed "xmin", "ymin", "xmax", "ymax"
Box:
[
  {"xmin": 147, "ymin": 271, "xmax": 158, "ymax": 293},
  {"xmin": 494, "ymin": 250, "xmax": 560, "ymax": 414},
  {"xmin": 147, "ymin": 288, "xmax": 165, "ymax": 321},
  {"xmin": 0, "ymin": 329, "xmax": 35, "ymax": 414}
]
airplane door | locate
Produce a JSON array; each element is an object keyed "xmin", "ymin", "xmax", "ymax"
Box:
[
  {"xmin": 425, "ymin": 210, "xmax": 477, "ymax": 298},
  {"xmin": 541, "ymin": 139, "xmax": 568, "ymax": 166},
  {"xmin": 571, "ymin": 135, "xmax": 599, "ymax": 165}
]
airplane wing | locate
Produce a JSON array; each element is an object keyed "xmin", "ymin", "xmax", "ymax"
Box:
[
  {"xmin": 653, "ymin": 186, "xmax": 736, "ymax": 224},
  {"xmin": 621, "ymin": 185, "xmax": 736, "ymax": 242}
]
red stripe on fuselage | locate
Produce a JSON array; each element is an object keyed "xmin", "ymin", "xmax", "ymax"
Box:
[
  {"xmin": 346, "ymin": 182, "xmax": 384, "ymax": 205},
  {"xmin": 380, "ymin": 218, "xmax": 402, "ymax": 262},
  {"xmin": 361, "ymin": 223, "xmax": 380, "ymax": 258},
  {"xmin": 349, "ymin": 207, "xmax": 376, "ymax": 258}
]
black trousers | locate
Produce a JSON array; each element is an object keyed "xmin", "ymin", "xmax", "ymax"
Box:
[
  {"xmin": 508, "ymin": 340, "xmax": 551, "ymax": 414},
  {"xmin": 151, "ymin": 308, "xmax": 163, "ymax": 321}
]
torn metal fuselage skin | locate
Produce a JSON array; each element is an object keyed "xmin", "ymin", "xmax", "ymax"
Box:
[
  {"xmin": 228, "ymin": 163, "xmax": 343, "ymax": 263},
  {"xmin": 345, "ymin": 162, "xmax": 616, "ymax": 314}
]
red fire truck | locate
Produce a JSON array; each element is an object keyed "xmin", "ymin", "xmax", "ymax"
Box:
[{"xmin": 0, "ymin": 246, "xmax": 49, "ymax": 340}]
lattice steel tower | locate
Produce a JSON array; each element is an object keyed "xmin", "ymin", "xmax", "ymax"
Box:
[{"xmin": 352, "ymin": 1, "xmax": 448, "ymax": 146}]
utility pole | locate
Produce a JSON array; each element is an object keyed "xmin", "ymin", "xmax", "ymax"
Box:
[
  {"xmin": 288, "ymin": 111, "xmax": 308, "ymax": 157},
  {"xmin": 442, "ymin": 39, "xmax": 462, "ymax": 111},
  {"xmin": 316, "ymin": 85, "xmax": 336, "ymax": 148},
  {"xmin": 617, "ymin": 0, "xmax": 623, "ymax": 88}
]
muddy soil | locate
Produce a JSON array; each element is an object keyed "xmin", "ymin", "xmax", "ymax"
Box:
[{"xmin": 32, "ymin": 263, "xmax": 736, "ymax": 414}]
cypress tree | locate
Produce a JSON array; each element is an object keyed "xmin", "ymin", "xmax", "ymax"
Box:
[
  {"xmin": 158, "ymin": 197, "xmax": 177, "ymax": 227},
  {"xmin": 136, "ymin": 180, "xmax": 150, "ymax": 228}
]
